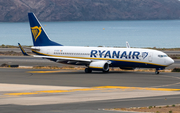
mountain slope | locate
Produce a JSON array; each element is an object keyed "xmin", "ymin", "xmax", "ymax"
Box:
[{"xmin": 0, "ymin": 0, "xmax": 180, "ymax": 22}]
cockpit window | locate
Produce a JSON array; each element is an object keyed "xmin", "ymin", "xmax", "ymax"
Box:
[{"xmin": 158, "ymin": 55, "xmax": 168, "ymax": 58}]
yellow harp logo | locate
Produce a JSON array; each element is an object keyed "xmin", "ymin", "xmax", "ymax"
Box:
[{"xmin": 31, "ymin": 26, "xmax": 42, "ymax": 41}]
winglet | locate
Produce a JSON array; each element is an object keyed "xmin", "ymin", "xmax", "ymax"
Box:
[
  {"xmin": 126, "ymin": 41, "xmax": 130, "ymax": 48},
  {"xmin": 18, "ymin": 43, "xmax": 29, "ymax": 56}
]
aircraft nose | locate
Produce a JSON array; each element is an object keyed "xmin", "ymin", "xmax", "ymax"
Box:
[{"xmin": 166, "ymin": 57, "xmax": 174, "ymax": 66}]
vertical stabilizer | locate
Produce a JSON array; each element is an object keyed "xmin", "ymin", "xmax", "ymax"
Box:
[{"xmin": 28, "ymin": 13, "xmax": 63, "ymax": 46}]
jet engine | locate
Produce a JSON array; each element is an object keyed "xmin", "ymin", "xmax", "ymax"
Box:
[{"xmin": 89, "ymin": 61, "xmax": 109, "ymax": 72}]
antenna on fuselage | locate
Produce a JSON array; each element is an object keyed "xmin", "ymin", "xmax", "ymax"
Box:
[{"xmin": 126, "ymin": 41, "xmax": 130, "ymax": 48}]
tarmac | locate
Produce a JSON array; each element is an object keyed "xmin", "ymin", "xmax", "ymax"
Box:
[
  {"xmin": 0, "ymin": 49, "xmax": 180, "ymax": 113},
  {"xmin": 1, "ymin": 68, "xmax": 180, "ymax": 113}
]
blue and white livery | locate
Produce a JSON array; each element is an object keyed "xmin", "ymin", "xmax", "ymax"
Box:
[{"xmin": 19, "ymin": 13, "xmax": 174, "ymax": 74}]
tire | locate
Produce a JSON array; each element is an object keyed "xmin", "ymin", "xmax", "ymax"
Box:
[
  {"xmin": 85, "ymin": 68, "xmax": 92, "ymax": 73},
  {"xmin": 155, "ymin": 71, "xmax": 159, "ymax": 74},
  {"xmin": 103, "ymin": 69, "xmax": 109, "ymax": 73}
]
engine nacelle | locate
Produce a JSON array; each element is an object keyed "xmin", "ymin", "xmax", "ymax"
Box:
[{"xmin": 89, "ymin": 61, "xmax": 109, "ymax": 71}]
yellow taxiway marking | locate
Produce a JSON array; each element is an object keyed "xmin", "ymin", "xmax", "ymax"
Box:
[
  {"xmin": 94, "ymin": 86, "xmax": 180, "ymax": 91},
  {"xmin": 27, "ymin": 70, "xmax": 76, "ymax": 73},
  {"xmin": 4, "ymin": 86, "xmax": 180, "ymax": 96}
]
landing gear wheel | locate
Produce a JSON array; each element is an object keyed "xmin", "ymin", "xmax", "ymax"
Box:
[
  {"xmin": 85, "ymin": 68, "xmax": 92, "ymax": 73},
  {"xmin": 103, "ymin": 69, "xmax": 109, "ymax": 73},
  {"xmin": 155, "ymin": 70, "xmax": 159, "ymax": 74}
]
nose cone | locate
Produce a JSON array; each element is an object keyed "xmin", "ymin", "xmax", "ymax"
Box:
[{"xmin": 166, "ymin": 57, "xmax": 174, "ymax": 66}]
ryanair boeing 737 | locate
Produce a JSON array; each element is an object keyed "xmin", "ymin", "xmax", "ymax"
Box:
[{"xmin": 19, "ymin": 13, "xmax": 174, "ymax": 74}]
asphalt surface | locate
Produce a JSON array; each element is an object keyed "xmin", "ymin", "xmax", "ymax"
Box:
[
  {"xmin": 0, "ymin": 48, "xmax": 180, "ymax": 113},
  {"xmin": 0, "ymin": 68, "xmax": 179, "ymax": 88},
  {"xmin": 1, "ymin": 95, "xmax": 180, "ymax": 113},
  {"xmin": 0, "ymin": 68, "xmax": 180, "ymax": 113}
]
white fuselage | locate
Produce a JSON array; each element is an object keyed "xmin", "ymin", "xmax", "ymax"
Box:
[{"xmin": 32, "ymin": 46, "xmax": 174, "ymax": 69}]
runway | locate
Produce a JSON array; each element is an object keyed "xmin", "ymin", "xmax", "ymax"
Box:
[
  {"xmin": 0, "ymin": 68, "xmax": 180, "ymax": 87},
  {"xmin": 0, "ymin": 68, "xmax": 180, "ymax": 113}
]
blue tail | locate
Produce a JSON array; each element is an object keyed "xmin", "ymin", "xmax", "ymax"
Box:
[{"xmin": 28, "ymin": 13, "xmax": 63, "ymax": 46}]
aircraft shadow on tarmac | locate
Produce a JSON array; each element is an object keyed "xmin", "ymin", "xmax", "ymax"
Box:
[
  {"xmin": 26, "ymin": 70, "xmax": 171, "ymax": 78},
  {"xmin": 27, "ymin": 70, "xmax": 158, "ymax": 75}
]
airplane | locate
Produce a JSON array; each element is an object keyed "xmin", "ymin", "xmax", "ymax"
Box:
[{"xmin": 19, "ymin": 12, "xmax": 174, "ymax": 74}]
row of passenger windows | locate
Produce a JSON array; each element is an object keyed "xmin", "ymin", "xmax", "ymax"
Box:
[
  {"xmin": 54, "ymin": 52, "xmax": 90, "ymax": 55},
  {"xmin": 55, "ymin": 52, "xmax": 141, "ymax": 57},
  {"xmin": 158, "ymin": 55, "xmax": 168, "ymax": 58}
]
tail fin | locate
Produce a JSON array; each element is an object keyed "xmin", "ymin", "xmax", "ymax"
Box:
[
  {"xmin": 28, "ymin": 13, "xmax": 63, "ymax": 46},
  {"xmin": 18, "ymin": 43, "xmax": 29, "ymax": 56}
]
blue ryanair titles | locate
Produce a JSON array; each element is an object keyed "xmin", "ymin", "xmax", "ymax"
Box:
[{"xmin": 90, "ymin": 50, "xmax": 148, "ymax": 59}]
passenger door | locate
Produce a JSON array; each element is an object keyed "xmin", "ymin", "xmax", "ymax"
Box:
[{"xmin": 148, "ymin": 52, "xmax": 153, "ymax": 62}]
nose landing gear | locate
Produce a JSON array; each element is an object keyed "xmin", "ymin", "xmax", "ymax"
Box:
[{"xmin": 155, "ymin": 68, "xmax": 163, "ymax": 74}]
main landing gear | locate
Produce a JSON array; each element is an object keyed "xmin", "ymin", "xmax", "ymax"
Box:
[
  {"xmin": 103, "ymin": 69, "xmax": 109, "ymax": 73},
  {"xmin": 84, "ymin": 68, "xmax": 109, "ymax": 73},
  {"xmin": 155, "ymin": 69, "xmax": 160, "ymax": 74},
  {"xmin": 155, "ymin": 70, "xmax": 159, "ymax": 75},
  {"xmin": 85, "ymin": 68, "xmax": 92, "ymax": 73}
]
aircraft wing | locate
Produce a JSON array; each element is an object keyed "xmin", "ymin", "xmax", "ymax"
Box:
[{"xmin": 33, "ymin": 55, "xmax": 92, "ymax": 64}]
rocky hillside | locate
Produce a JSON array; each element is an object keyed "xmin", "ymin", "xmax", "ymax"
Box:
[{"xmin": 1, "ymin": 0, "xmax": 180, "ymax": 22}]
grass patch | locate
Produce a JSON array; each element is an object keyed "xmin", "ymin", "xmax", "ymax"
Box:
[
  {"xmin": 105, "ymin": 104, "xmax": 180, "ymax": 113},
  {"xmin": 2, "ymin": 64, "xmax": 175, "ymax": 73},
  {"xmin": 0, "ymin": 44, "xmax": 18, "ymax": 48},
  {"xmin": 172, "ymin": 68, "xmax": 180, "ymax": 72},
  {"xmin": 0, "ymin": 44, "xmax": 32, "ymax": 48},
  {"xmin": 149, "ymin": 106, "xmax": 153, "ymax": 109},
  {"xmin": 169, "ymin": 54, "xmax": 180, "ymax": 59},
  {"xmin": 147, "ymin": 47, "xmax": 180, "ymax": 51},
  {"xmin": 1, "ymin": 63, "xmax": 9, "ymax": 67}
]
